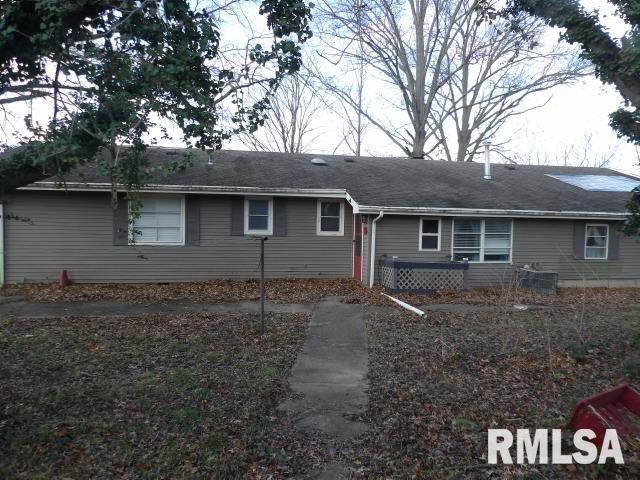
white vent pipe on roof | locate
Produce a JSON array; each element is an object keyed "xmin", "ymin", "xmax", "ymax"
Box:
[{"xmin": 483, "ymin": 141, "xmax": 492, "ymax": 180}]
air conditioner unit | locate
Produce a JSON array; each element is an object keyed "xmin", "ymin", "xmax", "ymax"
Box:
[{"xmin": 517, "ymin": 267, "xmax": 558, "ymax": 294}]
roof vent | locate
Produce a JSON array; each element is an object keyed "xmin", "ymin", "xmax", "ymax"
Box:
[
  {"xmin": 311, "ymin": 157, "xmax": 327, "ymax": 166},
  {"xmin": 344, "ymin": 158, "xmax": 355, "ymax": 163},
  {"xmin": 504, "ymin": 164, "xmax": 516, "ymax": 170},
  {"xmin": 165, "ymin": 150, "xmax": 178, "ymax": 156},
  {"xmin": 207, "ymin": 154, "xmax": 214, "ymax": 166}
]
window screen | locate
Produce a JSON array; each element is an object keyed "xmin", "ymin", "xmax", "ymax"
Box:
[
  {"xmin": 248, "ymin": 199, "xmax": 270, "ymax": 232},
  {"xmin": 131, "ymin": 197, "xmax": 183, "ymax": 244},
  {"xmin": 452, "ymin": 219, "xmax": 512, "ymax": 262},
  {"xmin": 420, "ymin": 219, "xmax": 440, "ymax": 250},
  {"xmin": 585, "ymin": 224, "xmax": 608, "ymax": 259}
]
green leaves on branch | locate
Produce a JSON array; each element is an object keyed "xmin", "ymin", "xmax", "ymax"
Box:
[
  {"xmin": 508, "ymin": 0, "xmax": 640, "ymax": 145},
  {"xmin": 260, "ymin": 0, "xmax": 314, "ymax": 40},
  {"xmin": 622, "ymin": 196, "xmax": 640, "ymax": 238},
  {"xmin": 0, "ymin": 0, "xmax": 313, "ymax": 197}
]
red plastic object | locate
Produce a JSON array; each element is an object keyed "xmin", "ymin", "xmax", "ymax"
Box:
[
  {"xmin": 568, "ymin": 383, "xmax": 640, "ymax": 450},
  {"xmin": 59, "ymin": 269, "xmax": 69, "ymax": 287}
]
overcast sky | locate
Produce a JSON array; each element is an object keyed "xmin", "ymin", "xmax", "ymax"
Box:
[
  {"xmin": 225, "ymin": 72, "xmax": 639, "ymax": 175},
  {"xmin": 224, "ymin": 0, "xmax": 640, "ymax": 176},
  {"xmin": 483, "ymin": 0, "xmax": 640, "ymax": 176},
  {"xmin": 2, "ymin": 0, "xmax": 639, "ymax": 176},
  {"xmin": 469, "ymin": 76, "xmax": 639, "ymax": 175}
]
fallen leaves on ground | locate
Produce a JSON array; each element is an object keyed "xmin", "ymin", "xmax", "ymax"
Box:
[
  {"xmin": 4, "ymin": 280, "xmax": 640, "ymax": 478},
  {"xmin": 8, "ymin": 279, "xmax": 640, "ymax": 312},
  {"xmin": 348, "ymin": 305, "xmax": 640, "ymax": 478},
  {"xmin": 398, "ymin": 285, "xmax": 640, "ymax": 309},
  {"xmin": 6, "ymin": 278, "xmax": 372, "ymax": 305},
  {"xmin": 0, "ymin": 311, "xmax": 324, "ymax": 479}
]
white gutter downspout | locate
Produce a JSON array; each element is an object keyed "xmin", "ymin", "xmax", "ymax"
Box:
[{"xmin": 368, "ymin": 211, "xmax": 384, "ymax": 288}]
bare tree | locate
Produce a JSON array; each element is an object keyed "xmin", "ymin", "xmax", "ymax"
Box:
[
  {"xmin": 315, "ymin": 0, "xmax": 586, "ymax": 160},
  {"xmin": 427, "ymin": 3, "xmax": 589, "ymax": 162},
  {"xmin": 330, "ymin": 92, "xmax": 368, "ymax": 155},
  {"xmin": 310, "ymin": 1, "xmax": 369, "ymax": 156},
  {"xmin": 512, "ymin": 132, "xmax": 619, "ymax": 167},
  {"xmin": 240, "ymin": 74, "xmax": 325, "ymax": 153},
  {"xmin": 316, "ymin": 0, "xmax": 471, "ymax": 158}
]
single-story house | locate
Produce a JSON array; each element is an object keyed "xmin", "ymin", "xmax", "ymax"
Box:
[{"xmin": 2, "ymin": 147, "xmax": 640, "ymax": 289}]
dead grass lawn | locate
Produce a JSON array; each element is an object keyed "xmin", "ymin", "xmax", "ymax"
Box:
[
  {"xmin": 353, "ymin": 303, "xmax": 640, "ymax": 479},
  {"xmin": 0, "ymin": 312, "xmax": 311, "ymax": 479}
]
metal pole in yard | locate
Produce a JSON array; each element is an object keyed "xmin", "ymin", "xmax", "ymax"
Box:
[{"xmin": 260, "ymin": 236, "xmax": 266, "ymax": 335}]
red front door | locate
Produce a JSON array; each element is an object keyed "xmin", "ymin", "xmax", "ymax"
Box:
[{"xmin": 353, "ymin": 214, "xmax": 363, "ymax": 281}]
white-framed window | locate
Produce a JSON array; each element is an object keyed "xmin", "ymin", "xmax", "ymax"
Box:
[
  {"xmin": 317, "ymin": 200, "xmax": 344, "ymax": 235},
  {"xmin": 452, "ymin": 218, "xmax": 512, "ymax": 263},
  {"xmin": 129, "ymin": 196, "xmax": 185, "ymax": 245},
  {"xmin": 419, "ymin": 217, "xmax": 440, "ymax": 251},
  {"xmin": 585, "ymin": 224, "xmax": 609, "ymax": 259},
  {"xmin": 244, "ymin": 197, "xmax": 273, "ymax": 235}
]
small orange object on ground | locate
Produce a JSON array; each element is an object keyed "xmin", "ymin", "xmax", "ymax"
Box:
[{"xmin": 59, "ymin": 269, "xmax": 69, "ymax": 287}]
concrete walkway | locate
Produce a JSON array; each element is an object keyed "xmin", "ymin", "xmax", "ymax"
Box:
[
  {"xmin": 279, "ymin": 297, "xmax": 369, "ymax": 479},
  {"xmin": 0, "ymin": 298, "xmax": 312, "ymax": 319}
]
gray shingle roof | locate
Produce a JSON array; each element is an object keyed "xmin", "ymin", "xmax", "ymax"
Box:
[{"xmin": 30, "ymin": 147, "xmax": 640, "ymax": 215}]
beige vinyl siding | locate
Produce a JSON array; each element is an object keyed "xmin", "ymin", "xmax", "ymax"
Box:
[
  {"xmin": 513, "ymin": 219, "xmax": 636, "ymax": 283},
  {"xmin": 374, "ymin": 216, "xmax": 512, "ymax": 288},
  {"xmin": 371, "ymin": 215, "xmax": 640, "ymax": 288},
  {"xmin": 5, "ymin": 192, "xmax": 353, "ymax": 283},
  {"xmin": 511, "ymin": 219, "xmax": 639, "ymax": 285},
  {"xmin": 373, "ymin": 216, "xmax": 448, "ymax": 283},
  {"xmin": 377, "ymin": 216, "xmax": 452, "ymax": 263}
]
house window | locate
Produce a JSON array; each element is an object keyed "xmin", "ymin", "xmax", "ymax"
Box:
[
  {"xmin": 130, "ymin": 196, "xmax": 184, "ymax": 245},
  {"xmin": 244, "ymin": 198, "xmax": 273, "ymax": 235},
  {"xmin": 419, "ymin": 218, "xmax": 440, "ymax": 250},
  {"xmin": 484, "ymin": 219, "xmax": 512, "ymax": 262},
  {"xmin": 317, "ymin": 200, "xmax": 344, "ymax": 235},
  {"xmin": 585, "ymin": 224, "xmax": 609, "ymax": 259},
  {"xmin": 452, "ymin": 218, "xmax": 512, "ymax": 262}
]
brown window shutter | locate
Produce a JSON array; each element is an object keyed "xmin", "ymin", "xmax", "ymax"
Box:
[
  {"xmin": 112, "ymin": 197, "xmax": 129, "ymax": 246},
  {"xmin": 185, "ymin": 196, "xmax": 201, "ymax": 246},
  {"xmin": 231, "ymin": 197, "xmax": 244, "ymax": 236},
  {"xmin": 273, "ymin": 198, "xmax": 288, "ymax": 236},
  {"xmin": 608, "ymin": 222, "xmax": 621, "ymax": 260},
  {"xmin": 573, "ymin": 221, "xmax": 585, "ymax": 260}
]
